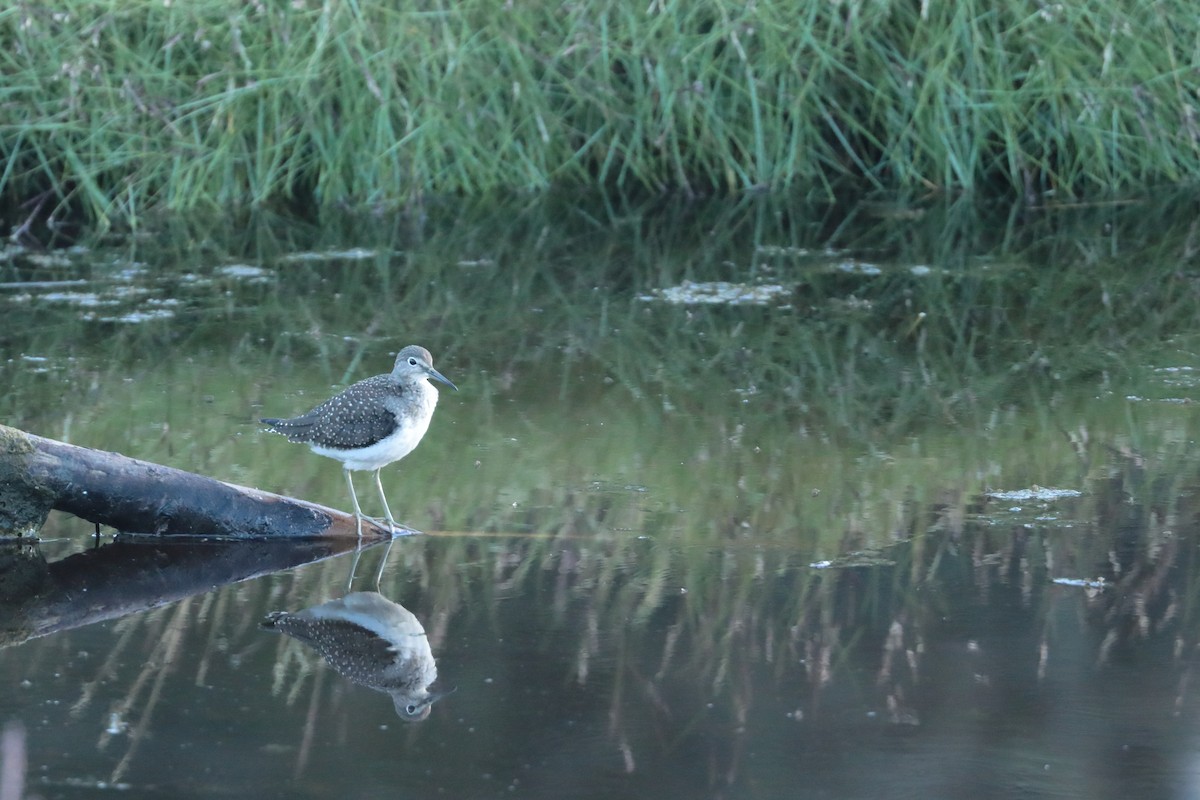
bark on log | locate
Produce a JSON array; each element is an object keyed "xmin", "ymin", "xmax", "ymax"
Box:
[{"xmin": 0, "ymin": 424, "xmax": 396, "ymax": 538}]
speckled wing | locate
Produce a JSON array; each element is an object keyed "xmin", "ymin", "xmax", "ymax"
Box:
[
  {"xmin": 262, "ymin": 375, "xmax": 399, "ymax": 449},
  {"xmin": 262, "ymin": 613, "xmax": 418, "ymax": 690}
]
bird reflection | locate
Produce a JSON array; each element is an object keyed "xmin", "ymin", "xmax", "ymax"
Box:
[{"xmin": 261, "ymin": 591, "xmax": 449, "ymax": 721}]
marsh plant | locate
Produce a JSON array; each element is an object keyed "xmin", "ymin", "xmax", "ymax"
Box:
[{"xmin": 2, "ymin": 1, "xmax": 1199, "ymax": 225}]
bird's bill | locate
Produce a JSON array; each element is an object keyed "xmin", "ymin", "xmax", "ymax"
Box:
[
  {"xmin": 425, "ymin": 686, "xmax": 457, "ymax": 707},
  {"xmin": 426, "ymin": 366, "xmax": 458, "ymax": 392},
  {"xmin": 414, "ymin": 686, "xmax": 457, "ymax": 714}
]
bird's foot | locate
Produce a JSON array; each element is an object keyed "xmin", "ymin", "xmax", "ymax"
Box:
[{"xmin": 363, "ymin": 515, "xmax": 406, "ymax": 535}]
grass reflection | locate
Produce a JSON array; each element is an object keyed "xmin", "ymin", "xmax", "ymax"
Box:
[
  {"xmin": 2, "ymin": 194, "xmax": 1200, "ymax": 790},
  {"xmin": 7, "ymin": 415, "xmax": 1200, "ymax": 794}
]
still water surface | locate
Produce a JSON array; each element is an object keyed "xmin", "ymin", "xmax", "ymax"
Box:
[{"xmin": 3, "ymin": 196, "xmax": 1200, "ymax": 798}]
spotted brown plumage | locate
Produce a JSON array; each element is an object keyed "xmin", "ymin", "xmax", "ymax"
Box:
[
  {"xmin": 262, "ymin": 374, "xmax": 416, "ymax": 452},
  {"xmin": 262, "ymin": 591, "xmax": 450, "ymax": 721}
]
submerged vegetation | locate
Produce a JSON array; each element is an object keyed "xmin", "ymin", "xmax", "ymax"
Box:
[
  {"xmin": 4, "ymin": 192, "xmax": 1200, "ymax": 436},
  {"xmin": 4, "ymin": 174, "xmax": 1200, "ymax": 797},
  {"xmin": 3, "ymin": 0, "xmax": 1200, "ymax": 226},
  {"xmin": 3, "ymin": 192, "xmax": 1200, "ymax": 546}
]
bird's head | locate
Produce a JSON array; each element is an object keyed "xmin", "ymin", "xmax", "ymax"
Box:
[
  {"xmin": 393, "ymin": 686, "xmax": 456, "ymax": 722},
  {"xmin": 393, "ymin": 345, "xmax": 457, "ymax": 391}
]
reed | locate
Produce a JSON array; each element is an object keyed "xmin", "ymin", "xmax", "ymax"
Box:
[{"xmin": 2, "ymin": 1, "xmax": 1199, "ymax": 226}]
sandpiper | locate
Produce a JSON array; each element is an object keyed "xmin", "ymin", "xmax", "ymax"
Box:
[
  {"xmin": 261, "ymin": 345, "xmax": 456, "ymax": 535},
  {"xmin": 261, "ymin": 591, "xmax": 450, "ymax": 721}
]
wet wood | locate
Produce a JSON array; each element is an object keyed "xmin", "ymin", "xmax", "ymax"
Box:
[
  {"xmin": 0, "ymin": 536, "xmax": 375, "ymax": 648},
  {"xmin": 0, "ymin": 424, "xmax": 393, "ymax": 538}
]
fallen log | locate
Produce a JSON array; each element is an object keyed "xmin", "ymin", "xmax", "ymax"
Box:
[
  {"xmin": 0, "ymin": 424, "xmax": 397, "ymax": 538},
  {"xmin": 0, "ymin": 536, "xmax": 372, "ymax": 648}
]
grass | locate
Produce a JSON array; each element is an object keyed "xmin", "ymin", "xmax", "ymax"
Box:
[{"xmin": 3, "ymin": 1, "xmax": 1200, "ymax": 226}]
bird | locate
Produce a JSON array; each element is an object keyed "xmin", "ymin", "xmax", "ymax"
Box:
[
  {"xmin": 261, "ymin": 591, "xmax": 450, "ymax": 721},
  {"xmin": 260, "ymin": 345, "xmax": 456, "ymax": 536}
]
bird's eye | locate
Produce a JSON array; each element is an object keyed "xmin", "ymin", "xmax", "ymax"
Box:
[
  {"xmin": 408, "ymin": 357, "xmax": 418, "ymax": 366},
  {"xmin": 406, "ymin": 704, "xmax": 417, "ymax": 714}
]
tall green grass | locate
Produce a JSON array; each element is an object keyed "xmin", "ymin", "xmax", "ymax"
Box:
[{"xmin": 2, "ymin": 1, "xmax": 1200, "ymax": 226}]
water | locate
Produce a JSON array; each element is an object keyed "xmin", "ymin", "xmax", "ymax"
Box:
[{"xmin": 2, "ymin": 195, "xmax": 1200, "ymax": 798}]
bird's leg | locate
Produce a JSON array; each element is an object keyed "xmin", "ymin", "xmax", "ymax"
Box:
[
  {"xmin": 373, "ymin": 468, "xmax": 399, "ymax": 533},
  {"xmin": 346, "ymin": 542, "xmax": 366, "ymax": 592},
  {"xmin": 374, "ymin": 536, "xmax": 396, "ymax": 591},
  {"xmin": 344, "ymin": 468, "xmax": 365, "ymax": 538}
]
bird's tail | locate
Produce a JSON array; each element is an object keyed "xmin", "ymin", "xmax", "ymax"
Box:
[{"xmin": 259, "ymin": 611, "xmax": 289, "ymax": 630}]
